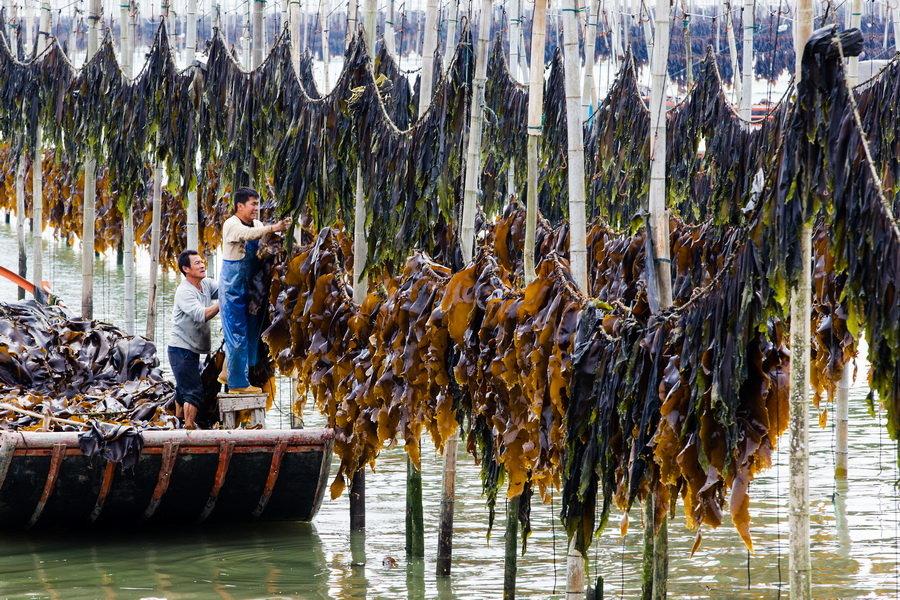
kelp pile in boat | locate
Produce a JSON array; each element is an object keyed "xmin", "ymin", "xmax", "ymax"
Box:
[{"xmin": 0, "ymin": 301, "xmax": 177, "ymax": 431}]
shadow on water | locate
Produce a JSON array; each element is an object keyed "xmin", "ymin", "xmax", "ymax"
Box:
[{"xmin": 0, "ymin": 522, "xmax": 330, "ymax": 599}]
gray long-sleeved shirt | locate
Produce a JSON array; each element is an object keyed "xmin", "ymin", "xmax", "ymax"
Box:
[{"xmin": 169, "ymin": 277, "xmax": 219, "ymax": 354}]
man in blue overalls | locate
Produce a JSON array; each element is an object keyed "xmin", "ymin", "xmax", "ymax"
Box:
[{"xmin": 220, "ymin": 187, "xmax": 291, "ymax": 394}]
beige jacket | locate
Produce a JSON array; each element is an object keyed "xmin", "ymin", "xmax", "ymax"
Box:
[{"xmin": 221, "ymin": 215, "xmax": 273, "ymax": 261}]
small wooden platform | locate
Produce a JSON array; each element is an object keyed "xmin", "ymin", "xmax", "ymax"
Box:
[{"xmin": 217, "ymin": 393, "xmax": 268, "ymax": 429}]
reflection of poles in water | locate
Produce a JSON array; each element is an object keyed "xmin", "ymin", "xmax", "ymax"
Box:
[
  {"xmin": 350, "ymin": 529, "xmax": 369, "ymax": 596},
  {"xmin": 833, "ymin": 478, "xmax": 851, "ymax": 558},
  {"xmin": 89, "ymin": 544, "xmax": 118, "ymax": 600},
  {"xmin": 406, "ymin": 556, "xmax": 425, "ymax": 600},
  {"xmin": 26, "ymin": 538, "xmax": 64, "ymax": 600},
  {"xmin": 436, "ymin": 573, "xmax": 454, "ymax": 600}
]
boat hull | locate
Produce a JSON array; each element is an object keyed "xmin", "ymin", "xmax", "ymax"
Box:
[{"xmin": 0, "ymin": 428, "xmax": 333, "ymax": 528}]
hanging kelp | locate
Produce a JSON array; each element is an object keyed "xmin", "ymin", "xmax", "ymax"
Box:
[
  {"xmin": 538, "ymin": 49, "xmax": 569, "ymax": 225},
  {"xmin": 350, "ymin": 26, "xmax": 474, "ymax": 273},
  {"xmin": 296, "ymin": 50, "xmax": 321, "ymax": 99},
  {"xmin": 481, "ymin": 35, "xmax": 527, "ymax": 215},
  {"xmin": 373, "ymin": 41, "xmax": 416, "ymax": 129}
]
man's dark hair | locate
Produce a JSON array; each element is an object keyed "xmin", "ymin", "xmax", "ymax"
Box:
[
  {"xmin": 177, "ymin": 249, "xmax": 200, "ymax": 276},
  {"xmin": 234, "ymin": 186, "xmax": 260, "ymax": 211}
]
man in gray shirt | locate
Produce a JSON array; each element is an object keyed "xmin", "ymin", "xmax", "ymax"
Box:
[{"xmin": 168, "ymin": 250, "xmax": 220, "ymax": 428}]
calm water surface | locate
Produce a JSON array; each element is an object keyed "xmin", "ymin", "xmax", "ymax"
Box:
[{"xmin": 0, "ymin": 223, "xmax": 897, "ymax": 599}]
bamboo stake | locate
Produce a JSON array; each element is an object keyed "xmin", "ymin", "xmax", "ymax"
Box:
[
  {"xmin": 251, "ymin": 0, "xmax": 264, "ymax": 68},
  {"xmin": 419, "ymin": 0, "xmax": 440, "ymax": 110},
  {"xmin": 443, "ymin": 0, "xmax": 459, "ymax": 70},
  {"xmin": 23, "ymin": 0, "xmax": 32, "ymax": 55},
  {"xmin": 725, "ymin": 1, "xmax": 741, "ymax": 105},
  {"xmin": 145, "ymin": 163, "xmax": 163, "ymax": 340},
  {"xmin": 15, "ymin": 156, "xmax": 26, "ymax": 301},
  {"xmin": 507, "ymin": 0, "xmax": 523, "ymax": 199},
  {"xmin": 384, "ymin": 0, "xmax": 396, "ymax": 56},
  {"xmin": 609, "ymin": 0, "xmax": 621, "ymax": 67},
  {"xmin": 680, "ymin": 0, "xmax": 691, "ymax": 88},
  {"xmin": 789, "ymin": 4, "xmax": 812, "ymax": 599},
  {"xmin": 319, "ymin": 0, "xmax": 329, "ymax": 90},
  {"xmin": 739, "ymin": 0, "xmax": 753, "ymax": 121},
  {"xmin": 503, "ymin": 495, "xmax": 521, "ymax": 600},
  {"xmin": 640, "ymin": 0, "xmax": 653, "ymax": 80},
  {"xmin": 714, "ymin": 1, "xmax": 719, "ymax": 53},
  {"xmin": 524, "ymin": 0, "xmax": 546, "ymax": 281},
  {"xmin": 119, "ymin": 0, "xmax": 135, "ymax": 335},
  {"xmin": 893, "ymin": 1, "xmax": 900, "ymax": 52},
  {"xmin": 5, "ymin": 0, "xmax": 17, "ymax": 56},
  {"xmin": 346, "ymin": 0, "xmax": 358, "ymax": 45},
  {"xmin": 185, "ymin": 0, "xmax": 199, "ymax": 251},
  {"xmin": 29, "ymin": 0, "xmax": 48, "ymax": 293},
  {"xmin": 82, "ymin": 0, "xmax": 101, "ymax": 320},
  {"xmin": 242, "ymin": 0, "xmax": 251, "ymax": 68},
  {"xmin": 621, "ymin": 0, "xmax": 630, "ymax": 57},
  {"xmin": 582, "ymin": 0, "xmax": 598, "ymax": 116},
  {"xmin": 289, "ymin": 0, "xmax": 301, "ymax": 72},
  {"xmin": 560, "ymin": 0, "xmax": 588, "ymax": 294},
  {"xmin": 641, "ymin": 0, "xmax": 673, "ymax": 597}
]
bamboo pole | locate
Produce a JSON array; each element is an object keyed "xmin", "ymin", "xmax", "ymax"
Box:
[
  {"xmin": 582, "ymin": 0, "xmax": 598, "ymax": 117},
  {"xmin": 609, "ymin": 0, "xmax": 621, "ymax": 67},
  {"xmin": 641, "ymin": 0, "xmax": 673, "ymax": 597},
  {"xmin": 524, "ymin": 0, "xmax": 546, "ymax": 282},
  {"xmin": 560, "ymin": 0, "xmax": 588, "ymax": 294},
  {"xmin": 15, "ymin": 157, "xmax": 25, "ymax": 301},
  {"xmin": 419, "ymin": 0, "xmax": 440, "ymax": 109},
  {"xmin": 31, "ymin": 0, "xmax": 49, "ymax": 293},
  {"xmin": 507, "ymin": 0, "xmax": 523, "ymax": 199},
  {"xmin": 346, "ymin": 0, "xmax": 358, "ymax": 45},
  {"xmin": 289, "ymin": 0, "xmax": 301, "ymax": 72},
  {"xmin": 319, "ymin": 0, "xmax": 329, "ymax": 90},
  {"xmin": 443, "ymin": 0, "xmax": 459, "ymax": 71},
  {"xmin": 213, "ymin": 0, "xmax": 222, "ymax": 31},
  {"xmin": 23, "ymin": 0, "xmax": 32, "ymax": 55},
  {"xmin": 503, "ymin": 495, "xmax": 521, "ymax": 600},
  {"xmin": 562, "ymin": 0, "xmax": 590, "ymax": 592},
  {"xmin": 119, "ymin": 0, "xmax": 135, "ymax": 335},
  {"xmin": 242, "ymin": 0, "xmax": 251, "ymax": 68},
  {"xmin": 834, "ymin": 0, "xmax": 862, "ymax": 482},
  {"xmin": 714, "ymin": 1, "xmax": 719, "ymax": 53},
  {"xmin": 725, "ymin": 1, "xmax": 741, "ymax": 105},
  {"xmin": 680, "ymin": 0, "xmax": 691, "ymax": 88},
  {"xmin": 739, "ymin": 0, "xmax": 753, "ymax": 120},
  {"xmin": 5, "ymin": 0, "xmax": 17, "ymax": 55},
  {"xmin": 893, "ymin": 1, "xmax": 900, "ymax": 52},
  {"xmin": 185, "ymin": 0, "xmax": 199, "ymax": 252},
  {"xmin": 251, "ymin": 0, "xmax": 264, "ymax": 68},
  {"xmin": 788, "ymin": 3, "xmax": 812, "ymax": 599},
  {"xmin": 641, "ymin": 0, "xmax": 653, "ymax": 78},
  {"xmin": 621, "ymin": 0, "xmax": 630, "ymax": 57},
  {"xmin": 82, "ymin": 0, "xmax": 101, "ymax": 320}
]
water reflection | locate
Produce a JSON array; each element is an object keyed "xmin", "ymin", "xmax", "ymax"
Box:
[{"xmin": 0, "ymin": 523, "xmax": 330, "ymax": 599}]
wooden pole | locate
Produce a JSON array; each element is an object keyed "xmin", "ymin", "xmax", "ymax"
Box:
[
  {"xmin": 739, "ymin": 0, "xmax": 753, "ymax": 120},
  {"xmin": 443, "ymin": 0, "xmax": 459, "ymax": 71},
  {"xmin": 560, "ymin": 0, "xmax": 588, "ymax": 294},
  {"xmin": 524, "ymin": 0, "xmax": 547, "ymax": 284},
  {"xmin": 82, "ymin": 0, "xmax": 101, "ymax": 320},
  {"xmin": 641, "ymin": 0, "xmax": 672, "ymax": 597},
  {"xmin": 725, "ymin": 1, "xmax": 741, "ymax": 105},
  {"xmin": 789, "ymin": 2, "xmax": 812, "ymax": 598},
  {"xmin": 503, "ymin": 495, "xmax": 521, "ymax": 600},
  {"xmin": 15, "ymin": 156, "xmax": 26, "ymax": 301}
]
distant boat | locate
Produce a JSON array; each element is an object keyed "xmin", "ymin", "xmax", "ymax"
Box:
[{"xmin": 0, "ymin": 428, "xmax": 333, "ymax": 528}]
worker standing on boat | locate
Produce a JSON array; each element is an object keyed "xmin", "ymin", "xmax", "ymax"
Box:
[
  {"xmin": 169, "ymin": 250, "xmax": 219, "ymax": 429},
  {"xmin": 220, "ymin": 187, "xmax": 290, "ymax": 394}
]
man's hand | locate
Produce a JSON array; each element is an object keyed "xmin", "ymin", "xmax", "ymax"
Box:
[
  {"xmin": 204, "ymin": 301, "xmax": 220, "ymax": 322},
  {"xmin": 272, "ymin": 217, "xmax": 292, "ymax": 233}
]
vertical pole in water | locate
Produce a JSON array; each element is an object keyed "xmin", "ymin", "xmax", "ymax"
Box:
[
  {"xmin": 213, "ymin": 0, "xmax": 222, "ymax": 32},
  {"xmin": 835, "ymin": 0, "xmax": 862, "ymax": 482},
  {"xmin": 563, "ymin": 0, "xmax": 590, "ymax": 592},
  {"xmin": 345, "ymin": 0, "xmax": 358, "ymax": 46},
  {"xmin": 582, "ymin": 0, "xmax": 598, "ymax": 117},
  {"xmin": 714, "ymin": 1, "xmax": 719, "ymax": 54},
  {"xmin": 147, "ymin": 3, "xmax": 169, "ymax": 341},
  {"xmin": 120, "ymin": 0, "xmax": 136, "ymax": 335},
  {"xmin": 242, "ymin": 0, "xmax": 251, "ymax": 68},
  {"xmin": 642, "ymin": 0, "xmax": 672, "ymax": 598},
  {"xmin": 82, "ymin": 0, "xmax": 101, "ymax": 319},
  {"xmin": 641, "ymin": 0, "xmax": 653, "ymax": 79},
  {"xmin": 524, "ymin": 0, "xmax": 546, "ymax": 282},
  {"xmin": 5, "ymin": 0, "xmax": 17, "ymax": 57},
  {"xmin": 384, "ymin": 0, "xmax": 396, "ymax": 56},
  {"xmin": 739, "ymin": 0, "xmax": 753, "ymax": 121},
  {"xmin": 507, "ymin": 0, "xmax": 523, "ymax": 199},
  {"xmin": 185, "ymin": 0, "xmax": 199, "ymax": 251},
  {"xmin": 438, "ymin": 0, "xmax": 490, "ymax": 579},
  {"xmin": 892, "ymin": 1, "xmax": 900, "ymax": 52},
  {"xmin": 725, "ymin": 1, "xmax": 741, "ymax": 105},
  {"xmin": 289, "ymin": 0, "xmax": 301, "ymax": 72},
  {"xmin": 251, "ymin": 0, "xmax": 264, "ymax": 68},
  {"xmin": 32, "ymin": 0, "xmax": 50, "ymax": 292},
  {"xmin": 442, "ymin": 0, "xmax": 458, "ymax": 69},
  {"xmin": 503, "ymin": 495, "xmax": 521, "ymax": 599},
  {"xmin": 15, "ymin": 156, "xmax": 26, "ymax": 301},
  {"xmin": 23, "ymin": 0, "xmax": 32, "ymax": 56},
  {"xmin": 420, "ymin": 0, "xmax": 440, "ymax": 106},
  {"xmin": 789, "ymin": 3, "xmax": 812, "ymax": 599}
]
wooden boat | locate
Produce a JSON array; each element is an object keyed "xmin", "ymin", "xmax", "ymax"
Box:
[{"xmin": 0, "ymin": 428, "xmax": 333, "ymax": 528}]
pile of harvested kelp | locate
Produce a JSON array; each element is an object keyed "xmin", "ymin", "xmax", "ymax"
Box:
[{"xmin": 0, "ymin": 301, "xmax": 177, "ymax": 431}]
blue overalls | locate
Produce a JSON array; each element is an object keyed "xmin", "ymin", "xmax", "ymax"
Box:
[{"xmin": 220, "ymin": 237, "xmax": 263, "ymax": 389}]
